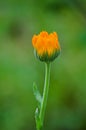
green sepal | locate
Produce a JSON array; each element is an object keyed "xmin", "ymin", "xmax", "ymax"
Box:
[{"xmin": 34, "ymin": 49, "xmax": 61, "ymax": 62}]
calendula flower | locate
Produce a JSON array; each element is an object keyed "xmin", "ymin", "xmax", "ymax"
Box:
[{"xmin": 32, "ymin": 31, "xmax": 61, "ymax": 62}]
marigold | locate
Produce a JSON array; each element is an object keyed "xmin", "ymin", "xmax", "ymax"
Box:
[{"xmin": 32, "ymin": 31, "xmax": 61, "ymax": 62}]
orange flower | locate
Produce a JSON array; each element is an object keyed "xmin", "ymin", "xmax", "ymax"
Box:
[{"xmin": 32, "ymin": 31, "xmax": 61, "ymax": 62}]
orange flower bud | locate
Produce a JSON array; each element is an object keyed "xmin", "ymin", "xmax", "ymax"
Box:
[{"xmin": 32, "ymin": 31, "xmax": 61, "ymax": 62}]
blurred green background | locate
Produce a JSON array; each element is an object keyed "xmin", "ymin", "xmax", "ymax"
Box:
[{"xmin": 0, "ymin": 0, "xmax": 86, "ymax": 130}]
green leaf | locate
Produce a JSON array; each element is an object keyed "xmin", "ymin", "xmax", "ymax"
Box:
[
  {"xmin": 35, "ymin": 108, "xmax": 41, "ymax": 130},
  {"xmin": 33, "ymin": 83, "xmax": 42, "ymax": 104}
]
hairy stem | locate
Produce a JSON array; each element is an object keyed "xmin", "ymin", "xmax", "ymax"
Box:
[{"xmin": 39, "ymin": 62, "xmax": 51, "ymax": 129}]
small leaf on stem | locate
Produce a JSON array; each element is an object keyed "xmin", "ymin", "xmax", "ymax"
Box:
[{"xmin": 33, "ymin": 83, "xmax": 42, "ymax": 104}]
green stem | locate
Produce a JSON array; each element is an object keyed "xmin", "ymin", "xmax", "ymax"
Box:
[{"xmin": 39, "ymin": 62, "xmax": 51, "ymax": 129}]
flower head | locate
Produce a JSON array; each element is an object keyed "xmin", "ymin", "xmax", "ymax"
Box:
[{"xmin": 32, "ymin": 31, "xmax": 61, "ymax": 62}]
